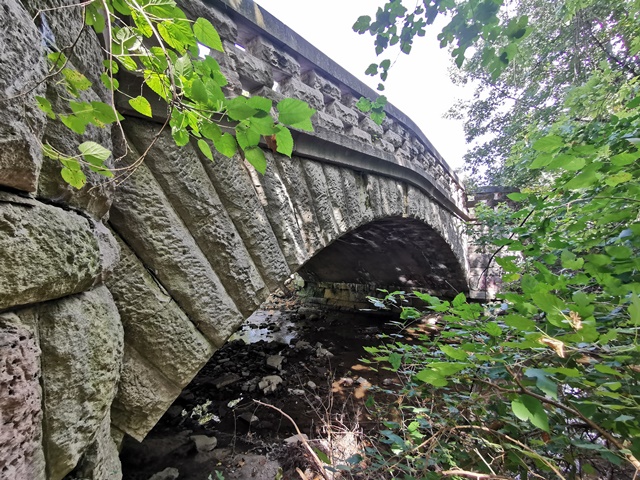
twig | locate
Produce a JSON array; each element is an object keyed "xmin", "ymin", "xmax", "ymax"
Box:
[
  {"xmin": 440, "ymin": 468, "xmax": 513, "ymax": 480},
  {"xmin": 253, "ymin": 399, "xmax": 330, "ymax": 480}
]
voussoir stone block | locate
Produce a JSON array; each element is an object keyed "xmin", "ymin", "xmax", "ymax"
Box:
[
  {"xmin": 34, "ymin": 286, "xmax": 124, "ymax": 480},
  {"xmin": 0, "ymin": 316, "xmax": 45, "ymax": 480},
  {"xmin": 0, "ymin": 192, "xmax": 115, "ymax": 310}
]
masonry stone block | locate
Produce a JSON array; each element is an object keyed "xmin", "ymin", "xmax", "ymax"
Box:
[
  {"xmin": 359, "ymin": 116, "xmax": 384, "ymax": 138},
  {"xmin": 224, "ymin": 41, "xmax": 274, "ymax": 91},
  {"xmin": 312, "ymin": 110, "xmax": 344, "ymax": 132},
  {"xmin": 299, "ymin": 159, "xmax": 340, "ymax": 244},
  {"xmin": 106, "ymin": 234, "xmax": 215, "ymax": 387},
  {"xmin": 0, "ymin": 0, "xmax": 47, "ymax": 193},
  {"xmin": 321, "ymin": 163, "xmax": 351, "ymax": 235},
  {"xmin": 247, "ymin": 36, "xmax": 301, "ymax": 77},
  {"xmin": 279, "ymin": 77, "xmax": 325, "ymax": 111},
  {"xmin": 179, "ymin": 0, "xmax": 238, "ymax": 41},
  {"xmin": 0, "ymin": 317, "xmax": 45, "ymax": 480},
  {"xmin": 109, "ymin": 157, "xmax": 243, "ymax": 347},
  {"xmin": 202, "ymin": 152, "xmax": 291, "ymax": 289},
  {"xmin": 111, "ymin": 345, "xmax": 181, "ymax": 441},
  {"xmin": 325, "ymin": 101, "xmax": 359, "ymax": 128},
  {"xmin": 395, "ymin": 148, "xmax": 413, "ymax": 169},
  {"xmin": 124, "ymin": 119, "xmax": 267, "ymax": 315},
  {"xmin": 382, "ymin": 128, "xmax": 403, "ymax": 149},
  {"xmin": 377, "ymin": 177, "xmax": 405, "ymax": 218},
  {"xmin": 374, "ymin": 137, "xmax": 395, "ymax": 153},
  {"xmin": 0, "ymin": 192, "xmax": 114, "ymax": 311},
  {"xmin": 34, "ymin": 286, "xmax": 124, "ymax": 480},
  {"xmin": 66, "ymin": 413, "xmax": 122, "ymax": 480},
  {"xmin": 302, "ymin": 70, "xmax": 342, "ymax": 102},
  {"xmin": 347, "ymin": 126, "xmax": 372, "ymax": 145},
  {"xmin": 249, "ymin": 152, "xmax": 310, "ymax": 269}
]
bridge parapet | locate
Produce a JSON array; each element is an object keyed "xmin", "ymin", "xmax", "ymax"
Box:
[{"xmin": 173, "ymin": 0, "xmax": 468, "ymax": 219}]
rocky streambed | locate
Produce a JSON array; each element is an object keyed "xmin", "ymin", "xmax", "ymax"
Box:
[{"xmin": 119, "ymin": 294, "xmax": 403, "ymax": 480}]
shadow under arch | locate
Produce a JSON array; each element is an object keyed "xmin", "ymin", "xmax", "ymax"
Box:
[{"xmin": 297, "ymin": 216, "xmax": 468, "ymax": 305}]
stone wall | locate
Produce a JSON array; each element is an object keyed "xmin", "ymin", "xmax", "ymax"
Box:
[{"xmin": 0, "ymin": 0, "xmax": 470, "ymax": 478}]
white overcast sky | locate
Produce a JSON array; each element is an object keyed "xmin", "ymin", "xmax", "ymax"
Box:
[{"xmin": 254, "ymin": 0, "xmax": 471, "ymax": 170}]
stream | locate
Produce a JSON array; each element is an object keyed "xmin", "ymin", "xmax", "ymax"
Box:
[{"xmin": 119, "ymin": 293, "xmax": 406, "ymax": 480}]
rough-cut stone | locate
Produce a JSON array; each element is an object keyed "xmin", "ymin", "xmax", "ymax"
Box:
[
  {"xmin": 279, "ymin": 77, "xmax": 325, "ymax": 111},
  {"xmin": 274, "ymin": 155, "xmax": 325, "ymax": 256},
  {"xmin": 312, "ymin": 110, "xmax": 344, "ymax": 132},
  {"xmin": 247, "ymin": 36, "xmax": 300, "ymax": 77},
  {"xmin": 106, "ymin": 234, "xmax": 215, "ymax": 386},
  {"xmin": 123, "ymin": 119, "xmax": 268, "ymax": 315},
  {"xmin": 248, "ymin": 153, "xmax": 309, "ymax": 269},
  {"xmin": 225, "ymin": 41, "xmax": 274, "ymax": 90},
  {"xmin": 374, "ymin": 137, "xmax": 395, "ymax": 153},
  {"xmin": 0, "ymin": 0, "xmax": 47, "ymax": 193},
  {"xmin": 383, "ymin": 129, "xmax": 403, "ymax": 149},
  {"xmin": 377, "ymin": 177, "xmax": 405, "ymax": 218},
  {"xmin": 202, "ymin": 153, "xmax": 291, "ymax": 289},
  {"xmin": 321, "ymin": 163, "xmax": 350, "ymax": 234},
  {"xmin": 340, "ymin": 169, "xmax": 371, "ymax": 231},
  {"xmin": 0, "ymin": 192, "xmax": 107, "ymax": 310},
  {"xmin": 302, "ymin": 70, "xmax": 341, "ymax": 101},
  {"xmin": 326, "ymin": 101, "xmax": 359, "ymax": 128},
  {"xmin": 359, "ymin": 117, "xmax": 384, "ymax": 138},
  {"xmin": 299, "ymin": 159, "xmax": 340, "ymax": 244},
  {"xmin": 109, "ymin": 156, "xmax": 243, "ymax": 347},
  {"xmin": 346, "ymin": 125, "xmax": 372, "ymax": 144},
  {"xmin": 111, "ymin": 345, "xmax": 182, "ymax": 441},
  {"xmin": 0, "ymin": 316, "xmax": 46, "ymax": 480},
  {"xmin": 35, "ymin": 286, "xmax": 124, "ymax": 480},
  {"xmin": 66, "ymin": 413, "xmax": 122, "ymax": 480}
]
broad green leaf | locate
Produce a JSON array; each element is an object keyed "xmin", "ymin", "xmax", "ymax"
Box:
[
  {"xmin": 277, "ymin": 98, "xmax": 315, "ymax": 131},
  {"xmin": 214, "ymin": 133, "xmax": 237, "ymax": 157},
  {"xmin": 504, "ymin": 314, "xmax": 537, "ymax": 332},
  {"xmin": 414, "ymin": 368, "xmax": 448, "ymax": 387},
  {"xmin": 532, "ymin": 135, "xmax": 563, "ymax": 153},
  {"xmin": 128, "ymin": 96, "xmax": 153, "ymax": 117},
  {"xmin": 78, "ymin": 141, "xmax": 111, "ymax": 165},
  {"xmin": 36, "ymin": 96, "xmax": 55, "ymax": 119},
  {"xmin": 388, "ymin": 352, "xmax": 402, "ymax": 371},
  {"xmin": 610, "ymin": 153, "xmax": 638, "ymax": 166},
  {"xmin": 524, "ymin": 368, "xmax": 558, "ymax": 399},
  {"xmin": 452, "ymin": 292, "xmax": 466, "ymax": 307},
  {"xmin": 511, "ymin": 394, "xmax": 549, "ymax": 431},
  {"xmin": 201, "ymin": 122, "xmax": 221, "ymax": 142},
  {"xmin": 193, "ymin": 17, "xmax": 224, "ymax": 52},
  {"xmin": 275, "ymin": 127, "xmax": 294, "ymax": 157},
  {"xmin": 227, "ymin": 97, "xmax": 258, "ymax": 121},
  {"xmin": 561, "ymin": 249, "xmax": 584, "ymax": 269},
  {"xmin": 440, "ymin": 344, "xmax": 468, "ymax": 361},
  {"xmin": 197, "ymin": 139, "xmax": 213, "ymax": 161},
  {"xmin": 243, "ymin": 147, "xmax": 267, "ymax": 174},
  {"xmin": 59, "ymin": 114, "xmax": 89, "ymax": 135},
  {"xmin": 604, "ymin": 172, "xmax": 633, "ymax": 187},
  {"xmin": 62, "ymin": 68, "xmax": 92, "ymax": 94},
  {"xmin": 605, "ymin": 246, "xmax": 632, "ymax": 259},
  {"xmin": 61, "ymin": 167, "xmax": 87, "ymax": 189},
  {"xmin": 247, "ymin": 96, "xmax": 272, "ymax": 113},
  {"xmin": 188, "ymin": 79, "xmax": 209, "ymax": 104},
  {"xmin": 484, "ymin": 322, "xmax": 502, "ymax": 337}
]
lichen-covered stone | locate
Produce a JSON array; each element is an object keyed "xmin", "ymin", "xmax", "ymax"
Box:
[
  {"xmin": 106, "ymin": 233, "xmax": 215, "ymax": 386},
  {"xmin": 0, "ymin": 193, "xmax": 108, "ymax": 310},
  {"xmin": 0, "ymin": 0, "xmax": 47, "ymax": 193},
  {"xmin": 35, "ymin": 286, "xmax": 124, "ymax": 480},
  {"xmin": 109, "ymin": 156, "xmax": 243, "ymax": 347},
  {"xmin": 0, "ymin": 316, "xmax": 45, "ymax": 480}
]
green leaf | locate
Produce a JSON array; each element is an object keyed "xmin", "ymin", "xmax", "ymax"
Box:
[
  {"xmin": 275, "ymin": 127, "xmax": 294, "ymax": 157},
  {"xmin": 214, "ymin": 133, "xmax": 237, "ymax": 158},
  {"xmin": 524, "ymin": 368, "xmax": 558, "ymax": 399},
  {"xmin": 504, "ymin": 314, "xmax": 537, "ymax": 332},
  {"xmin": 36, "ymin": 96, "xmax": 55, "ymax": 119},
  {"xmin": 61, "ymin": 167, "xmax": 87, "ymax": 189},
  {"xmin": 197, "ymin": 139, "xmax": 213, "ymax": 161},
  {"xmin": 247, "ymin": 96, "xmax": 272, "ymax": 113},
  {"xmin": 243, "ymin": 147, "xmax": 267, "ymax": 174},
  {"xmin": 188, "ymin": 79, "xmax": 209, "ymax": 104},
  {"xmin": 193, "ymin": 17, "xmax": 223, "ymax": 52},
  {"xmin": 440, "ymin": 345, "xmax": 468, "ymax": 361},
  {"xmin": 532, "ymin": 135, "xmax": 563, "ymax": 153},
  {"xmin": 610, "ymin": 153, "xmax": 638, "ymax": 166},
  {"xmin": 511, "ymin": 394, "xmax": 549, "ymax": 431},
  {"xmin": 561, "ymin": 249, "xmax": 584, "ymax": 269},
  {"xmin": 277, "ymin": 98, "xmax": 315, "ymax": 131},
  {"xmin": 59, "ymin": 114, "xmax": 89, "ymax": 135},
  {"xmin": 78, "ymin": 141, "xmax": 111, "ymax": 166},
  {"xmin": 388, "ymin": 352, "xmax": 402, "ymax": 371},
  {"xmin": 128, "ymin": 96, "xmax": 153, "ymax": 117},
  {"xmin": 452, "ymin": 292, "xmax": 466, "ymax": 307},
  {"xmin": 227, "ymin": 97, "xmax": 258, "ymax": 121},
  {"xmin": 201, "ymin": 122, "xmax": 221, "ymax": 142},
  {"xmin": 484, "ymin": 322, "xmax": 502, "ymax": 337}
]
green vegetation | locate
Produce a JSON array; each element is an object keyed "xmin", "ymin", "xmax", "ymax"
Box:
[
  {"xmin": 36, "ymin": 0, "xmax": 315, "ymax": 188},
  {"xmin": 351, "ymin": 0, "xmax": 640, "ymax": 478}
]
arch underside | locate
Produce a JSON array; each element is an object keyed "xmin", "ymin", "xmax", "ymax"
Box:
[{"xmin": 298, "ymin": 216, "xmax": 468, "ymax": 299}]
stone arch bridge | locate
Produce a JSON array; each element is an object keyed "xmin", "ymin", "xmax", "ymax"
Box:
[{"xmin": 0, "ymin": 0, "xmax": 489, "ymax": 478}]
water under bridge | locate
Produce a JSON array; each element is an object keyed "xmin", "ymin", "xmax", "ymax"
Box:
[{"xmin": 0, "ymin": 0, "xmax": 496, "ymax": 478}]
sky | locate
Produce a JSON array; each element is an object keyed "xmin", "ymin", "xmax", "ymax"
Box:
[{"xmin": 254, "ymin": 0, "xmax": 472, "ymax": 170}]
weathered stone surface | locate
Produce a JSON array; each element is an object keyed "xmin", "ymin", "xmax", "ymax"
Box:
[
  {"xmin": 124, "ymin": 119, "xmax": 268, "ymax": 315},
  {"xmin": 359, "ymin": 117, "xmax": 384, "ymax": 138},
  {"xmin": 340, "ymin": 169, "xmax": 372, "ymax": 231},
  {"xmin": 274, "ymin": 155, "xmax": 325, "ymax": 256},
  {"xmin": 249, "ymin": 153, "xmax": 309, "ymax": 269},
  {"xmin": 66, "ymin": 413, "xmax": 122, "ymax": 480},
  {"xmin": 326, "ymin": 101, "xmax": 359, "ymax": 128},
  {"xmin": 202, "ymin": 153, "xmax": 291, "ymax": 289},
  {"xmin": 109, "ymin": 156, "xmax": 243, "ymax": 347},
  {"xmin": 0, "ymin": 192, "xmax": 108, "ymax": 310},
  {"xmin": 346, "ymin": 125, "xmax": 372, "ymax": 144},
  {"xmin": 179, "ymin": 0, "xmax": 238, "ymax": 41},
  {"xmin": 383, "ymin": 129, "xmax": 403, "ymax": 149},
  {"xmin": 111, "ymin": 345, "xmax": 182, "ymax": 441},
  {"xmin": 0, "ymin": 316, "xmax": 46, "ymax": 480},
  {"xmin": 225, "ymin": 41, "xmax": 274, "ymax": 90},
  {"xmin": 321, "ymin": 163, "xmax": 350, "ymax": 234},
  {"xmin": 299, "ymin": 159, "xmax": 340, "ymax": 244},
  {"xmin": 106, "ymin": 234, "xmax": 215, "ymax": 386},
  {"xmin": 279, "ymin": 77, "xmax": 325, "ymax": 111},
  {"xmin": 35, "ymin": 286, "xmax": 123, "ymax": 480},
  {"xmin": 374, "ymin": 137, "xmax": 395, "ymax": 154},
  {"xmin": 247, "ymin": 36, "xmax": 300, "ymax": 77},
  {"xmin": 376, "ymin": 177, "xmax": 405, "ymax": 219},
  {"xmin": 0, "ymin": 0, "xmax": 47, "ymax": 192},
  {"xmin": 312, "ymin": 110, "xmax": 344, "ymax": 132},
  {"xmin": 302, "ymin": 70, "xmax": 341, "ymax": 101}
]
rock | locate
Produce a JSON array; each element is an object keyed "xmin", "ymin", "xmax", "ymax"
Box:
[
  {"xmin": 258, "ymin": 375, "xmax": 283, "ymax": 394},
  {"xmin": 288, "ymin": 388, "xmax": 305, "ymax": 396},
  {"xmin": 0, "ymin": 193, "xmax": 112, "ymax": 310},
  {"xmin": 315, "ymin": 346, "xmax": 334, "ymax": 358},
  {"xmin": 266, "ymin": 354, "xmax": 284, "ymax": 370},
  {"xmin": 238, "ymin": 412, "xmax": 259, "ymax": 425},
  {"xmin": 306, "ymin": 381, "xmax": 317, "ymax": 390},
  {"xmin": 284, "ymin": 434, "xmax": 308, "ymax": 444},
  {"xmin": 28, "ymin": 286, "xmax": 124, "ymax": 480},
  {"xmin": 190, "ymin": 435, "xmax": 218, "ymax": 453},
  {"xmin": 212, "ymin": 373, "xmax": 241, "ymax": 389},
  {"xmin": 147, "ymin": 467, "xmax": 180, "ymax": 480},
  {"xmin": 0, "ymin": 317, "xmax": 46, "ymax": 480}
]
